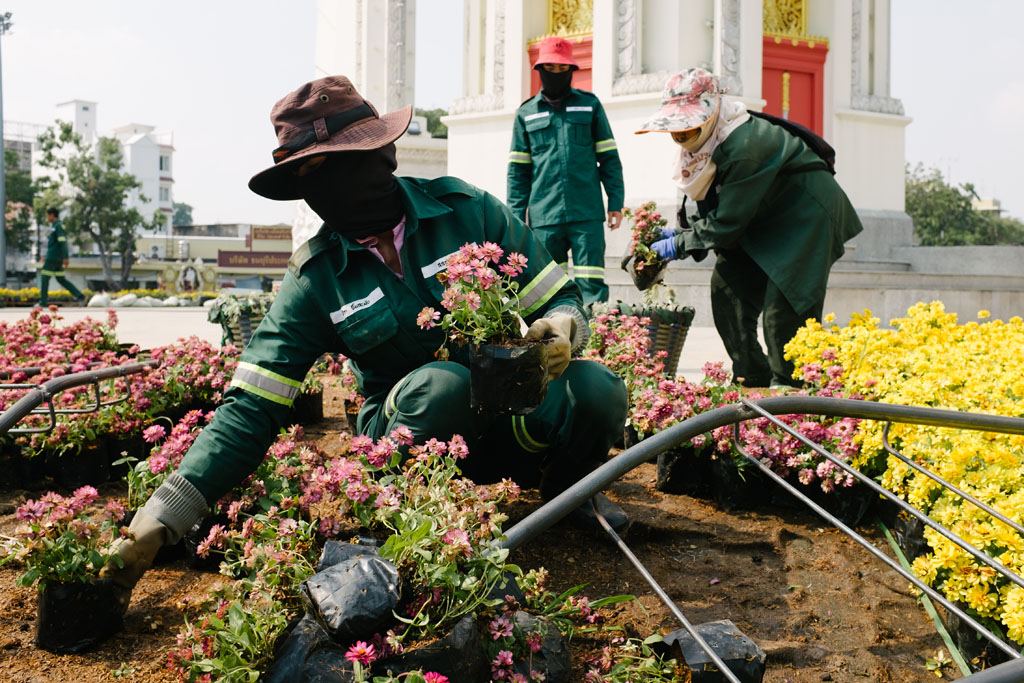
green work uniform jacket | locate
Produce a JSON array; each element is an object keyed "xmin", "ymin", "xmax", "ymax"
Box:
[
  {"xmin": 43, "ymin": 220, "xmax": 69, "ymax": 271},
  {"xmin": 507, "ymin": 89, "xmax": 624, "ymax": 228},
  {"xmin": 177, "ymin": 176, "xmax": 586, "ymax": 503},
  {"xmin": 678, "ymin": 116, "xmax": 863, "ymax": 314}
]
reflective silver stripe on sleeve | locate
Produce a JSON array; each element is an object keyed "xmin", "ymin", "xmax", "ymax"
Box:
[
  {"xmin": 229, "ymin": 361, "xmax": 301, "ymax": 406},
  {"xmin": 595, "ymin": 138, "xmax": 617, "ymax": 153},
  {"xmin": 518, "ymin": 261, "xmax": 570, "ymax": 316},
  {"xmin": 509, "ymin": 151, "xmax": 532, "ymax": 164}
]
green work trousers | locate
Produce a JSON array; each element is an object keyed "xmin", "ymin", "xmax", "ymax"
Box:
[
  {"xmin": 39, "ymin": 271, "xmax": 84, "ymax": 305},
  {"xmin": 532, "ymin": 220, "xmax": 608, "ymax": 305},
  {"xmin": 709, "ymin": 247, "xmax": 823, "ymax": 388},
  {"xmin": 362, "ymin": 359, "xmax": 628, "ymax": 498}
]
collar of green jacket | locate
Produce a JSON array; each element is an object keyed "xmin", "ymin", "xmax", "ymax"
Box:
[
  {"xmin": 523, "ymin": 87, "xmax": 592, "ymax": 110},
  {"xmin": 288, "ymin": 176, "xmax": 478, "ymax": 277}
]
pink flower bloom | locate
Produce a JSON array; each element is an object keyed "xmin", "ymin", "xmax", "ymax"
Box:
[
  {"xmin": 480, "ymin": 241, "xmax": 503, "ymax": 263},
  {"xmin": 424, "ymin": 674, "xmax": 450, "ymax": 683},
  {"xmin": 344, "ymin": 641, "xmax": 376, "ymax": 665},
  {"xmin": 143, "ymin": 424, "xmax": 166, "ymax": 443},
  {"xmin": 417, "ymin": 307, "xmax": 440, "ymax": 330},
  {"xmin": 489, "ymin": 615, "xmax": 514, "ymax": 640},
  {"xmin": 390, "ymin": 425, "xmax": 414, "ymax": 446},
  {"xmin": 448, "ymin": 434, "xmax": 469, "ymax": 460}
]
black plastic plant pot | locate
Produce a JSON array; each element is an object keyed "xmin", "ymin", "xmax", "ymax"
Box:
[
  {"xmin": 657, "ymin": 444, "xmax": 714, "ymax": 499},
  {"xmin": 621, "ymin": 253, "xmax": 668, "ymax": 291},
  {"xmin": 468, "ymin": 340, "xmax": 549, "ymax": 415},
  {"xmin": 34, "ymin": 579, "xmax": 123, "ymax": 653},
  {"xmin": 290, "ymin": 391, "xmax": 325, "ymax": 425},
  {"xmin": 46, "ymin": 440, "xmax": 110, "ymax": 490}
]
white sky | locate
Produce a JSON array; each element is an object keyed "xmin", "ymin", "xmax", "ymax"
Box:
[{"xmin": 2, "ymin": 1, "xmax": 1021, "ymax": 225}]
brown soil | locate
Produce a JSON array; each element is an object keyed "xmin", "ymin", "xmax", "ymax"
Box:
[{"xmin": 0, "ymin": 384, "xmax": 962, "ymax": 681}]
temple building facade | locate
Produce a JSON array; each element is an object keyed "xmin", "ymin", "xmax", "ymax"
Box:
[{"xmin": 308, "ymin": 0, "xmax": 1024, "ymax": 323}]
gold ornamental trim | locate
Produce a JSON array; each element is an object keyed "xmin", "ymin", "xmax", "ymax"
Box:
[
  {"xmin": 763, "ymin": 0, "xmax": 829, "ymax": 47},
  {"xmin": 548, "ymin": 0, "xmax": 592, "ymax": 37}
]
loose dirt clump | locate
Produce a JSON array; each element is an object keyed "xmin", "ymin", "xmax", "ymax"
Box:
[{"xmin": 0, "ymin": 382, "xmax": 962, "ymax": 681}]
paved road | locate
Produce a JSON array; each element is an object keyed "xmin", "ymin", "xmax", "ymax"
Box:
[{"xmin": 0, "ymin": 305, "xmax": 739, "ymax": 381}]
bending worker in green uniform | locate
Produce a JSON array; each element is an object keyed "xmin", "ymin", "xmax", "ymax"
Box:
[
  {"xmin": 38, "ymin": 208, "xmax": 85, "ymax": 307},
  {"xmin": 102, "ymin": 76, "xmax": 629, "ymax": 600},
  {"xmin": 637, "ymin": 68, "xmax": 862, "ymax": 388},
  {"xmin": 508, "ymin": 36, "xmax": 624, "ymax": 305}
]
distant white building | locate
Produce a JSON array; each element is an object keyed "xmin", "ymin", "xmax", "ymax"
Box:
[{"xmin": 26, "ymin": 100, "xmax": 175, "ymax": 238}]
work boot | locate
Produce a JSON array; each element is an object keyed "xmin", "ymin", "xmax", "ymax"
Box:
[{"xmin": 565, "ymin": 493, "xmax": 630, "ymax": 535}]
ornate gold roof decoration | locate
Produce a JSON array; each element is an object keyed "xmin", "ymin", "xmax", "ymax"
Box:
[
  {"xmin": 763, "ymin": 0, "xmax": 828, "ymax": 47},
  {"xmin": 549, "ymin": 0, "xmax": 593, "ymax": 37}
]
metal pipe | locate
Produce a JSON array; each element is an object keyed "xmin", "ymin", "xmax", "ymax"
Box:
[
  {"xmin": 502, "ymin": 397, "xmax": 1024, "ymax": 551},
  {"xmin": 959, "ymin": 657, "xmax": 1024, "ymax": 682},
  {"xmin": 0, "ymin": 360, "xmax": 157, "ymax": 435},
  {"xmin": 730, "ymin": 433, "xmax": 1021, "ymax": 660},
  {"xmin": 740, "ymin": 399, "xmax": 1024, "ymax": 592},
  {"xmin": 881, "ymin": 423, "xmax": 1024, "ymax": 538},
  {"xmin": 591, "ymin": 501, "xmax": 743, "ymax": 683}
]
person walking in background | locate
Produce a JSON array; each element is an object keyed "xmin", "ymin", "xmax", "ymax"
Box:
[
  {"xmin": 636, "ymin": 68, "xmax": 862, "ymax": 388},
  {"xmin": 507, "ymin": 36, "xmax": 624, "ymax": 306},
  {"xmin": 38, "ymin": 208, "xmax": 85, "ymax": 307}
]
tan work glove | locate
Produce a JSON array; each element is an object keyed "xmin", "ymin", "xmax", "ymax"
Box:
[
  {"xmin": 99, "ymin": 509, "xmax": 169, "ymax": 611},
  {"xmin": 525, "ymin": 313, "xmax": 576, "ymax": 381}
]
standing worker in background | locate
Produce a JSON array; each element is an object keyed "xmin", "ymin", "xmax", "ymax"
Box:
[
  {"xmin": 507, "ymin": 36, "xmax": 624, "ymax": 306},
  {"xmin": 637, "ymin": 68, "xmax": 862, "ymax": 388},
  {"xmin": 38, "ymin": 208, "xmax": 85, "ymax": 307}
]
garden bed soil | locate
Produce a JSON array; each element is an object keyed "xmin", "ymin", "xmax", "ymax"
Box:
[{"xmin": 0, "ymin": 381, "xmax": 963, "ymax": 681}]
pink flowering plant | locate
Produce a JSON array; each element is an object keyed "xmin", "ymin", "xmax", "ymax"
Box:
[
  {"xmin": 123, "ymin": 409, "xmax": 214, "ymax": 509},
  {"xmin": 0, "ymin": 486, "xmax": 127, "ymax": 589},
  {"xmin": 416, "ymin": 241, "xmax": 530, "ymax": 350},
  {"xmin": 623, "ymin": 202, "xmax": 668, "ymax": 275}
]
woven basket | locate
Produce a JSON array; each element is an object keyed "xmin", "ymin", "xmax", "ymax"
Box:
[
  {"xmin": 225, "ymin": 313, "xmax": 265, "ymax": 348},
  {"xmin": 647, "ymin": 320, "xmax": 689, "ymax": 376}
]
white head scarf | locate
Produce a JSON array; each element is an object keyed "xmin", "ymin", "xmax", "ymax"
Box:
[{"xmin": 671, "ymin": 96, "xmax": 750, "ymax": 201}]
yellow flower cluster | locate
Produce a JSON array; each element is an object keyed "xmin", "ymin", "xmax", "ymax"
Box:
[{"xmin": 785, "ymin": 302, "xmax": 1024, "ymax": 642}]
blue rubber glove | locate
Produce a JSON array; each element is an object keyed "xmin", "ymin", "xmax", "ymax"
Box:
[
  {"xmin": 651, "ymin": 237, "xmax": 678, "ymax": 261},
  {"xmin": 659, "ymin": 227, "xmax": 677, "ymax": 240}
]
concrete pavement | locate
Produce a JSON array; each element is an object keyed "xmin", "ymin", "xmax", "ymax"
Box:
[{"xmin": 0, "ymin": 305, "xmax": 739, "ymax": 380}]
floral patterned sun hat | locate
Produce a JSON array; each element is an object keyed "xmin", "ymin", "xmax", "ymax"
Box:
[{"xmin": 635, "ymin": 68, "xmax": 725, "ymax": 134}]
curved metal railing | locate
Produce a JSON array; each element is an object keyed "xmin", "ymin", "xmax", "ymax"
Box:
[
  {"xmin": 0, "ymin": 360, "xmax": 159, "ymax": 435},
  {"xmin": 503, "ymin": 397, "xmax": 1024, "ymax": 681}
]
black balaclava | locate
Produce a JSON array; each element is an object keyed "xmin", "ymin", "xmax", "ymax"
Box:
[
  {"xmin": 297, "ymin": 143, "xmax": 404, "ymax": 239},
  {"xmin": 538, "ymin": 68, "xmax": 574, "ymax": 109}
]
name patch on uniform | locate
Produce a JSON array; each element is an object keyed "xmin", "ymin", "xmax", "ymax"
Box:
[
  {"xmin": 566, "ymin": 106, "xmax": 593, "ymax": 112},
  {"xmin": 524, "ymin": 112, "xmax": 550, "ymax": 122},
  {"xmin": 420, "ymin": 250, "xmax": 460, "ymax": 280},
  {"xmin": 330, "ymin": 287, "xmax": 385, "ymax": 324}
]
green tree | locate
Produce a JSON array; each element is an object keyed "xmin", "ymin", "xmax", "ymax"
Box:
[
  {"xmin": 173, "ymin": 201, "xmax": 193, "ymax": 226},
  {"xmin": 904, "ymin": 163, "xmax": 988, "ymax": 246},
  {"xmin": 414, "ymin": 107, "xmax": 448, "ymax": 138},
  {"xmin": 35, "ymin": 121, "xmax": 165, "ymax": 290},
  {"xmin": 4, "ymin": 148, "xmax": 36, "ymax": 254}
]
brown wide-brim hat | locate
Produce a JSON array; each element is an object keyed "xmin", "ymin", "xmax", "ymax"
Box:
[{"xmin": 249, "ymin": 75, "xmax": 412, "ymax": 200}]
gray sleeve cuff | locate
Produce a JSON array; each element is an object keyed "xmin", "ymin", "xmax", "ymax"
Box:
[
  {"xmin": 548, "ymin": 305, "xmax": 590, "ymax": 354},
  {"xmin": 142, "ymin": 472, "xmax": 209, "ymax": 544}
]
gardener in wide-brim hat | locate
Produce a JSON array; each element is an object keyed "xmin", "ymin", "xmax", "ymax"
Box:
[
  {"xmin": 507, "ymin": 36, "xmax": 625, "ymax": 306},
  {"xmin": 636, "ymin": 68, "xmax": 863, "ymax": 388},
  {"xmin": 102, "ymin": 76, "xmax": 629, "ymax": 602}
]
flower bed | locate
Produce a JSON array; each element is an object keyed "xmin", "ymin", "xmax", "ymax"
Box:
[
  {"xmin": 0, "ymin": 287, "xmax": 216, "ymax": 307},
  {"xmin": 785, "ymin": 302, "xmax": 1024, "ymax": 646}
]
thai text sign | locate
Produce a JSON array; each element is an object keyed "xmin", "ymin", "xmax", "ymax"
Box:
[
  {"xmin": 217, "ymin": 251, "xmax": 291, "ymax": 268},
  {"xmin": 252, "ymin": 226, "xmax": 292, "ymax": 241}
]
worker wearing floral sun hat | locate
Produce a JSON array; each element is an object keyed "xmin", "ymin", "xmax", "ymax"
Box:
[{"xmin": 636, "ymin": 68, "xmax": 862, "ymax": 388}]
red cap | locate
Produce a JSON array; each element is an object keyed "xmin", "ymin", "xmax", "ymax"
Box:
[{"xmin": 534, "ymin": 36, "xmax": 578, "ymax": 70}]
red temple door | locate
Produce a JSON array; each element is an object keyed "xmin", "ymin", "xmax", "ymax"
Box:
[
  {"xmin": 761, "ymin": 36, "xmax": 828, "ymax": 135},
  {"xmin": 528, "ymin": 35, "xmax": 593, "ymax": 96}
]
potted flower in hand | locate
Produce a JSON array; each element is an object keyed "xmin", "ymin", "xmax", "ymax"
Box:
[
  {"xmin": 416, "ymin": 242, "xmax": 549, "ymax": 414},
  {"xmin": 621, "ymin": 201, "xmax": 670, "ymax": 291},
  {"xmin": 0, "ymin": 486, "xmax": 127, "ymax": 652}
]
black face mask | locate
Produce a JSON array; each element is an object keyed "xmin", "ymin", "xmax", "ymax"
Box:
[
  {"xmin": 538, "ymin": 69, "xmax": 573, "ymax": 108},
  {"xmin": 297, "ymin": 144, "xmax": 404, "ymax": 239}
]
